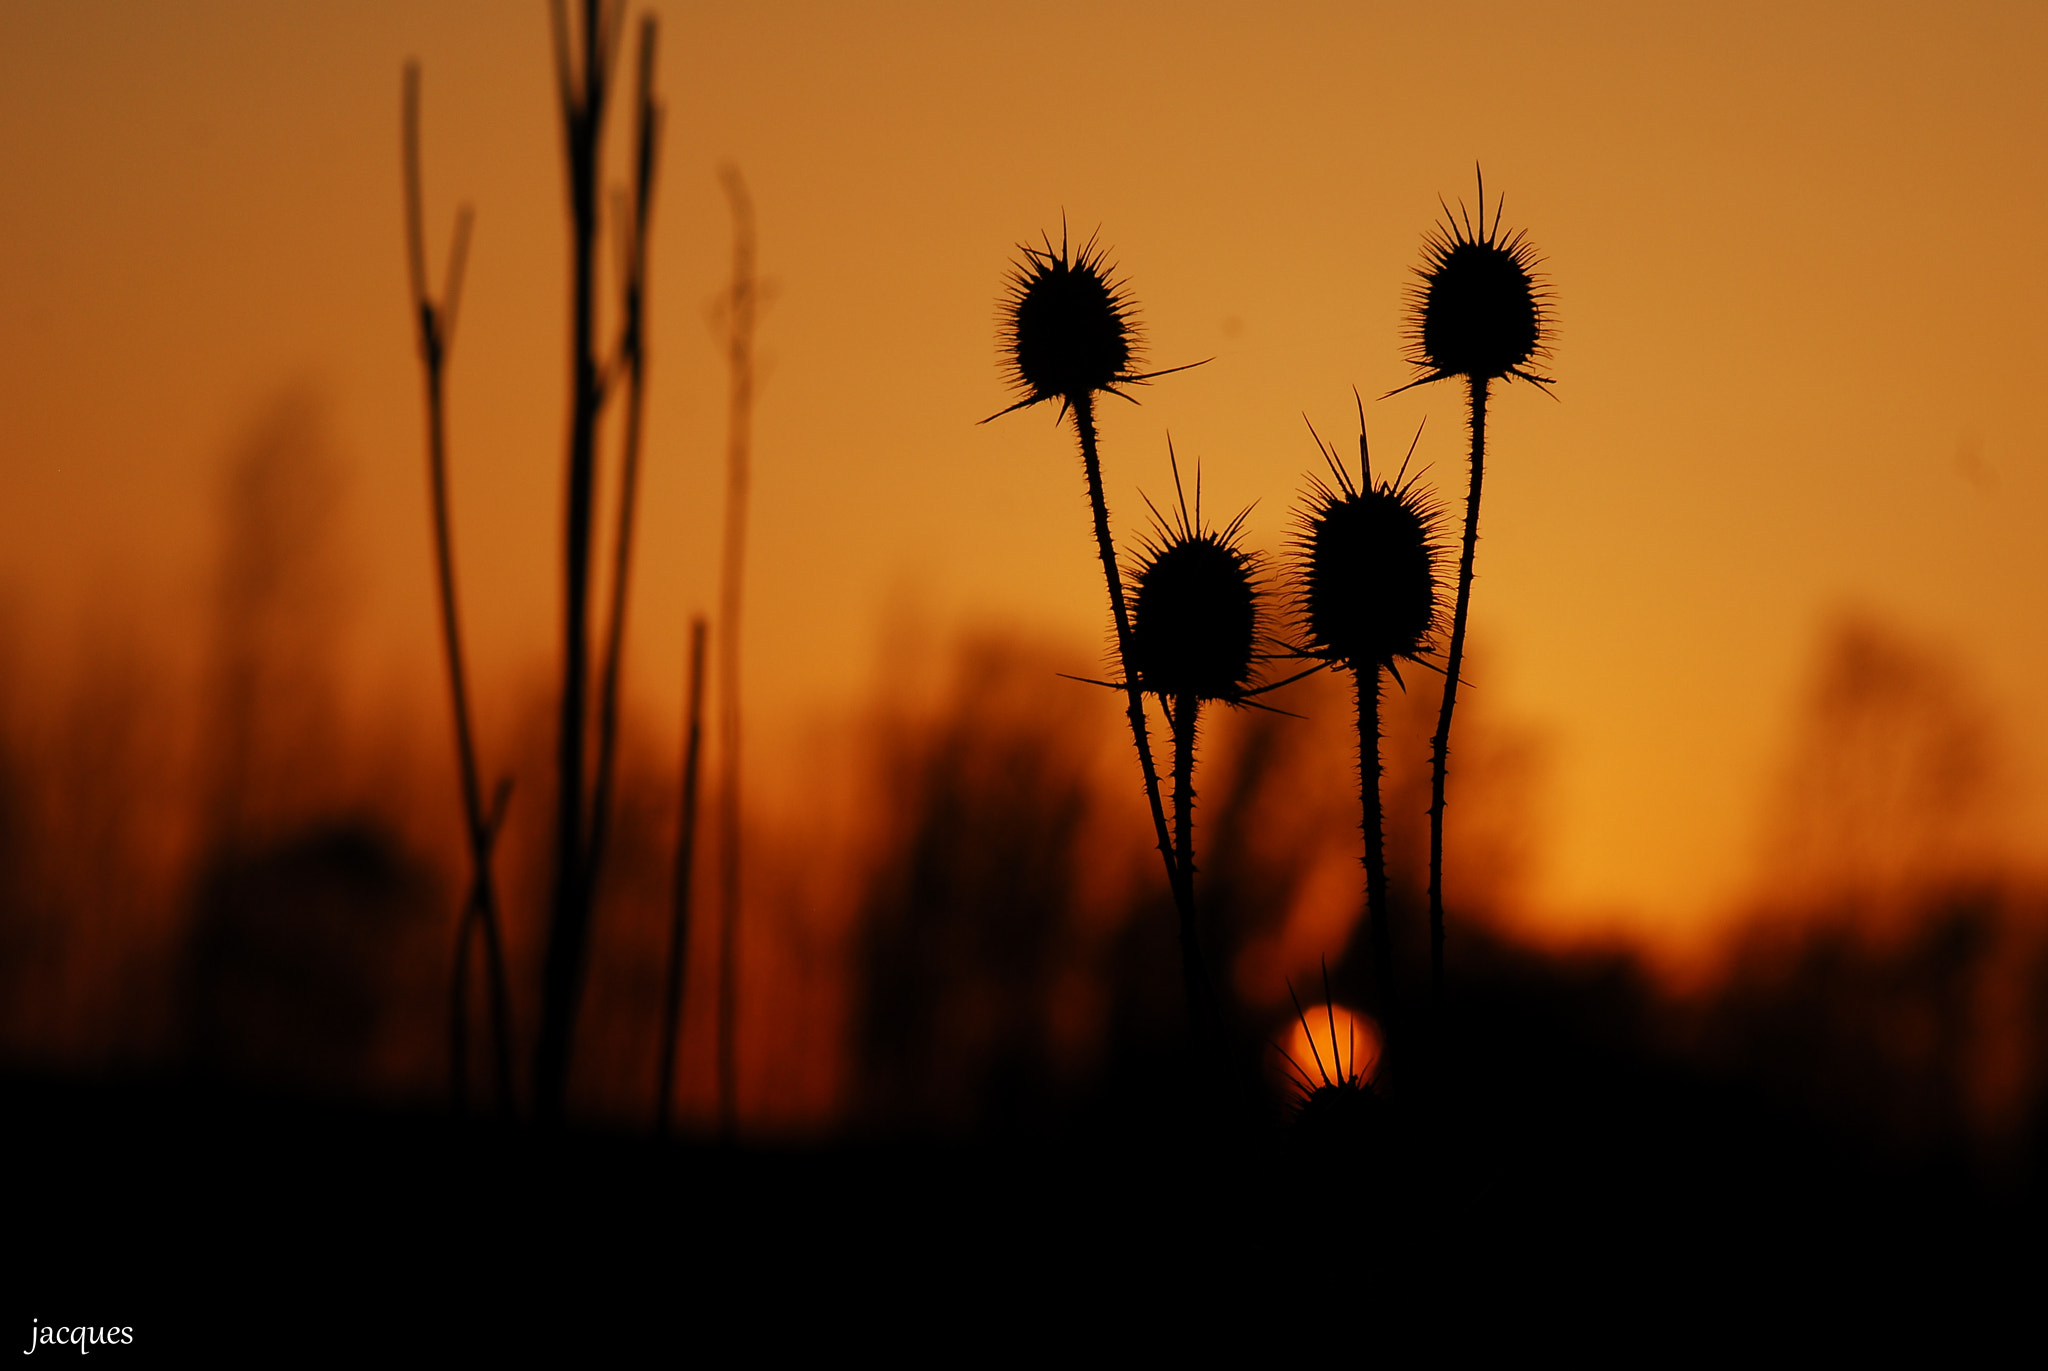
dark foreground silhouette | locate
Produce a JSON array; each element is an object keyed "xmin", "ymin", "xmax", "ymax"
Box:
[{"xmin": 13, "ymin": 916, "xmax": 2041, "ymax": 1354}]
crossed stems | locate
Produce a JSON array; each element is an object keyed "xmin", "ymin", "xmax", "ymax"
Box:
[
  {"xmin": 404, "ymin": 64, "xmax": 514, "ymax": 1119},
  {"xmin": 1068, "ymin": 394, "xmax": 1219, "ymax": 1042}
]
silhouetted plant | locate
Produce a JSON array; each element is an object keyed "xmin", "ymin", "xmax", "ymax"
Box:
[
  {"xmin": 521, "ymin": 0, "xmax": 664, "ymax": 1126},
  {"xmin": 401, "ymin": 64, "xmax": 514, "ymax": 1119},
  {"xmin": 655, "ymin": 616, "xmax": 707, "ymax": 1138},
  {"xmin": 1293, "ymin": 413, "xmax": 1444, "ymax": 1081},
  {"xmin": 987, "ymin": 227, "xmax": 1207, "ymax": 1031},
  {"xmin": 1393, "ymin": 169, "xmax": 1552, "ymax": 1012},
  {"xmin": 1126, "ymin": 446, "xmax": 1262, "ymax": 1037},
  {"xmin": 585, "ymin": 13, "xmax": 664, "ymax": 990},
  {"xmin": 1279, "ymin": 969, "xmax": 1386, "ymax": 1147},
  {"xmin": 714, "ymin": 164, "xmax": 757, "ymax": 1139}
]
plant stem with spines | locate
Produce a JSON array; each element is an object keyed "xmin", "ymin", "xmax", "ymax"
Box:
[
  {"xmin": 1169, "ymin": 692, "xmax": 1214, "ymax": 1038},
  {"xmin": 1359, "ymin": 668, "xmax": 1397, "ymax": 1079},
  {"xmin": 1428, "ymin": 373, "xmax": 1488, "ymax": 1019},
  {"xmin": 1070, "ymin": 393, "xmax": 1214, "ymax": 1037}
]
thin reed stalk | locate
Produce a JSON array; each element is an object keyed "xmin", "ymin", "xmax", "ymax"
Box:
[
  {"xmin": 534, "ymin": 0, "xmax": 626, "ymax": 1126},
  {"xmin": 403, "ymin": 63, "xmax": 514, "ymax": 1119},
  {"xmin": 714, "ymin": 165, "xmax": 756, "ymax": 1140},
  {"xmin": 584, "ymin": 16, "xmax": 663, "ymax": 924},
  {"xmin": 656, "ymin": 616, "xmax": 708, "ymax": 1138}
]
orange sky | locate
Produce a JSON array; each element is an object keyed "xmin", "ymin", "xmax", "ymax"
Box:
[{"xmin": 4, "ymin": 1, "xmax": 2045, "ymax": 956}]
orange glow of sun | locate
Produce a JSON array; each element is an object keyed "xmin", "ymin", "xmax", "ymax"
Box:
[{"xmin": 1276, "ymin": 1003, "xmax": 1382, "ymax": 1099}]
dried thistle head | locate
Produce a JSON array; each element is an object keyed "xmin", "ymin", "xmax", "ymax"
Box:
[
  {"xmin": 993, "ymin": 226, "xmax": 1145, "ymax": 416},
  {"xmin": 1403, "ymin": 169, "xmax": 1554, "ymax": 390},
  {"xmin": 1127, "ymin": 449, "xmax": 1261, "ymax": 704},
  {"xmin": 1276, "ymin": 988, "xmax": 1386, "ymax": 1145},
  {"xmin": 1295, "ymin": 425, "xmax": 1446, "ymax": 676}
]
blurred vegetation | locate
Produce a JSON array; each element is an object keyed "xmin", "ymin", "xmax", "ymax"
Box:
[{"xmin": 0, "ymin": 444, "xmax": 2042, "ymax": 1206}]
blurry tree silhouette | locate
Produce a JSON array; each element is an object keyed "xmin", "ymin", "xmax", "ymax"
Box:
[
  {"xmin": 201, "ymin": 388, "xmax": 350, "ymax": 852},
  {"xmin": 184, "ymin": 820, "xmax": 441, "ymax": 1097},
  {"xmin": 854, "ymin": 638, "xmax": 1126, "ymax": 1134},
  {"xmin": 1709, "ymin": 612, "xmax": 2046, "ymax": 1174},
  {"xmin": 1759, "ymin": 613, "xmax": 2007, "ymax": 920},
  {"xmin": 177, "ymin": 387, "xmax": 445, "ymax": 1098}
]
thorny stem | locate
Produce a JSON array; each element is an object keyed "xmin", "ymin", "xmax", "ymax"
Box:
[
  {"xmin": 404, "ymin": 63, "xmax": 514, "ymax": 1120},
  {"xmin": 1071, "ymin": 393, "xmax": 1214, "ymax": 1037},
  {"xmin": 1359, "ymin": 668, "xmax": 1397, "ymax": 1081},
  {"xmin": 1168, "ymin": 694, "xmax": 1216, "ymax": 1039},
  {"xmin": 656, "ymin": 617, "xmax": 708, "ymax": 1138},
  {"xmin": 1428, "ymin": 373, "xmax": 1488, "ymax": 1021}
]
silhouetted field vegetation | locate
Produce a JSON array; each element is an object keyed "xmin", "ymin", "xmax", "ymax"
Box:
[
  {"xmin": 8, "ymin": 13, "xmax": 2043, "ymax": 1342},
  {"xmin": 5, "ymin": 599, "xmax": 2044, "ymax": 1193}
]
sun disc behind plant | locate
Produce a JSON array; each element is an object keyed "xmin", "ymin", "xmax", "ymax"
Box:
[{"xmin": 1274, "ymin": 1000, "xmax": 1387, "ymax": 1145}]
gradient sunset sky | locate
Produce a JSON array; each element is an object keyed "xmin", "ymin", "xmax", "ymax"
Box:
[{"xmin": 4, "ymin": 1, "xmax": 2044, "ymax": 957}]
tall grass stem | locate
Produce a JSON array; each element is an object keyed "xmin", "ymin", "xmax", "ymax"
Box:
[
  {"xmin": 535, "ymin": 0, "xmax": 624, "ymax": 1126},
  {"xmin": 403, "ymin": 63, "xmax": 515, "ymax": 1120},
  {"xmin": 584, "ymin": 15, "xmax": 661, "ymax": 930},
  {"xmin": 715, "ymin": 164, "xmax": 756, "ymax": 1141},
  {"xmin": 657, "ymin": 616, "xmax": 708, "ymax": 1137}
]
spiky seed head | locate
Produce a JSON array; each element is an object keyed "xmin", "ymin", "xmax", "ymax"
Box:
[
  {"xmin": 1277, "ymin": 999, "xmax": 1387, "ymax": 1150},
  {"xmin": 998, "ymin": 230, "xmax": 1142, "ymax": 410},
  {"xmin": 1126, "ymin": 457, "xmax": 1261, "ymax": 703},
  {"xmin": 1404, "ymin": 179, "xmax": 1553, "ymax": 389},
  {"xmin": 1297, "ymin": 467, "xmax": 1444, "ymax": 675},
  {"xmin": 1293, "ymin": 1076, "xmax": 1386, "ymax": 1138},
  {"xmin": 1129, "ymin": 532, "xmax": 1260, "ymax": 703}
]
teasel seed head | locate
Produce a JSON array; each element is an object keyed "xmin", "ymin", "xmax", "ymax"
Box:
[
  {"xmin": 1401, "ymin": 167, "xmax": 1554, "ymax": 392},
  {"xmin": 1278, "ymin": 985, "xmax": 1386, "ymax": 1148},
  {"xmin": 1127, "ymin": 447, "xmax": 1261, "ymax": 704},
  {"xmin": 993, "ymin": 226, "xmax": 1144, "ymax": 416},
  {"xmin": 1295, "ymin": 425, "xmax": 1446, "ymax": 676}
]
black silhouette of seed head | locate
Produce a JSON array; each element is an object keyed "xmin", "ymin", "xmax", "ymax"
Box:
[
  {"xmin": 1278, "ymin": 981, "xmax": 1387, "ymax": 1151},
  {"xmin": 1296, "ymin": 427, "xmax": 1445, "ymax": 674},
  {"xmin": 1127, "ymin": 451, "xmax": 1260, "ymax": 703},
  {"xmin": 996, "ymin": 227, "xmax": 1143, "ymax": 415},
  {"xmin": 1402, "ymin": 169, "xmax": 1554, "ymax": 391},
  {"xmin": 1294, "ymin": 1072, "xmax": 1386, "ymax": 1140}
]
